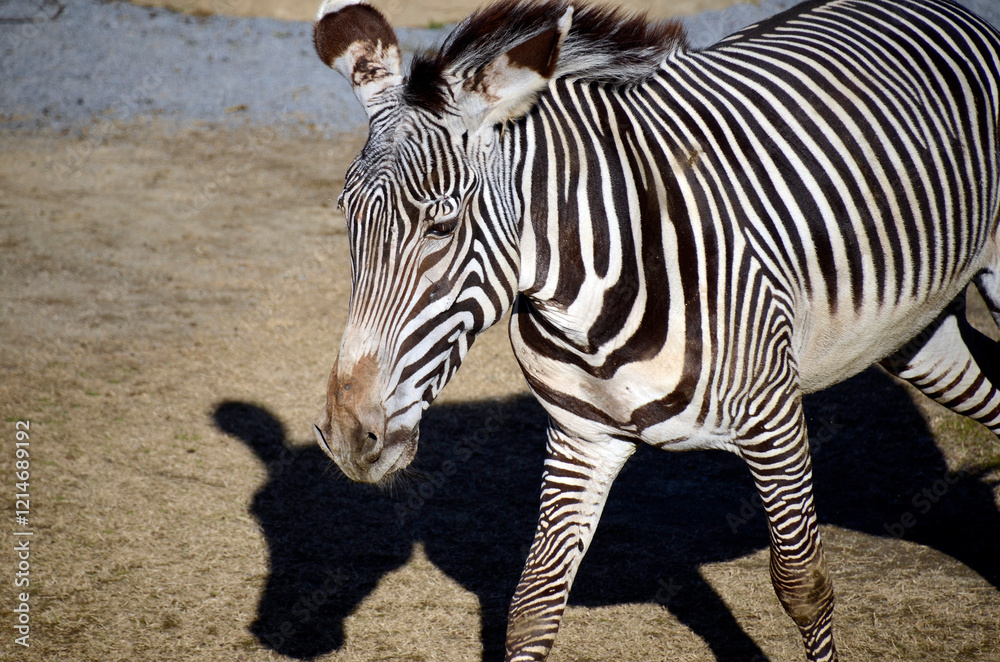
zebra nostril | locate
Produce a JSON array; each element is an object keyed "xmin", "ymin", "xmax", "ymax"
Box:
[{"xmin": 361, "ymin": 431, "xmax": 382, "ymax": 464}]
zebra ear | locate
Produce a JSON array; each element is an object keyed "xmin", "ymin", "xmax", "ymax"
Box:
[
  {"xmin": 314, "ymin": 0, "xmax": 403, "ymax": 115},
  {"xmin": 454, "ymin": 7, "xmax": 573, "ymax": 132}
]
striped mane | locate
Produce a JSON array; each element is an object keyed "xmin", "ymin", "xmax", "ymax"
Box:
[{"xmin": 405, "ymin": 0, "xmax": 687, "ymax": 113}]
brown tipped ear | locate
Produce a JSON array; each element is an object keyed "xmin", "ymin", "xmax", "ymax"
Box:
[
  {"xmin": 450, "ymin": 6, "xmax": 573, "ymax": 134},
  {"xmin": 314, "ymin": 1, "xmax": 403, "ymax": 114}
]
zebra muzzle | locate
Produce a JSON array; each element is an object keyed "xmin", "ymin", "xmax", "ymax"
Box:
[
  {"xmin": 313, "ymin": 399, "xmax": 388, "ymax": 482},
  {"xmin": 313, "ymin": 412, "xmax": 418, "ymax": 484},
  {"xmin": 314, "ymin": 354, "xmax": 419, "ymax": 483}
]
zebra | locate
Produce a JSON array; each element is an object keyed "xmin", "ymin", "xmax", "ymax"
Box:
[{"xmin": 309, "ymin": 0, "xmax": 1000, "ymax": 659}]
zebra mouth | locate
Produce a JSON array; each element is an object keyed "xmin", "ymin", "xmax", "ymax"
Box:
[
  {"xmin": 380, "ymin": 428, "xmax": 419, "ymax": 480},
  {"xmin": 314, "ymin": 423, "xmax": 333, "ymax": 454},
  {"xmin": 313, "ymin": 422, "xmax": 418, "ymax": 484}
]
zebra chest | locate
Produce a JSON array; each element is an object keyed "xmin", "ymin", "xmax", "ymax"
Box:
[{"xmin": 508, "ymin": 298, "xmax": 729, "ymax": 449}]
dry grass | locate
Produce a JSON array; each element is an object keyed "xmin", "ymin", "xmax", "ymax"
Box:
[{"xmin": 1, "ymin": 123, "xmax": 998, "ymax": 662}]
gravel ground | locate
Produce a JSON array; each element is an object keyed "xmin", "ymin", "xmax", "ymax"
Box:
[{"xmin": 4, "ymin": 0, "xmax": 997, "ymax": 134}]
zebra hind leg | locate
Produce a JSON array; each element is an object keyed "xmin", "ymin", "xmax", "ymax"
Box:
[
  {"xmin": 741, "ymin": 402, "xmax": 838, "ymax": 662},
  {"xmin": 881, "ymin": 291, "xmax": 1000, "ymax": 436}
]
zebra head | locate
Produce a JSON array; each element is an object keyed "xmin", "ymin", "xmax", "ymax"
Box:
[{"xmin": 311, "ymin": 0, "xmax": 572, "ymax": 483}]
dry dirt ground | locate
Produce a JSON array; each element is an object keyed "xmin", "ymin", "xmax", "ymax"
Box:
[{"xmin": 2, "ymin": 1, "xmax": 1000, "ymax": 661}]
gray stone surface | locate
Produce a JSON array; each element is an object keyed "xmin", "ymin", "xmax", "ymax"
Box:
[{"xmin": 1, "ymin": 0, "xmax": 998, "ymax": 132}]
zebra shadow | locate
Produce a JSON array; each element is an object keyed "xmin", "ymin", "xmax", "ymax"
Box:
[{"xmin": 213, "ymin": 366, "xmax": 1000, "ymax": 661}]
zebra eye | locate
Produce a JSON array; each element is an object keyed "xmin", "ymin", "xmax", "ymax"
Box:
[{"xmin": 426, "ymin": 197, "xmax": 461, "ymax": 238}]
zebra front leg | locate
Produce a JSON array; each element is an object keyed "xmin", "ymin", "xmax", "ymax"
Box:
[
  {"xmin": 505, "ymin": 427, "xmax": 635, "ymax": 661},
  {"xmin": 741, "ymin": 404, "xmax": 837, "ymax": 662}
]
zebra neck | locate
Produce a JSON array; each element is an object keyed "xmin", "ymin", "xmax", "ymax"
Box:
[{"xmin": 512, "ymin": 78, "xmax": 696, "ymax": 358}]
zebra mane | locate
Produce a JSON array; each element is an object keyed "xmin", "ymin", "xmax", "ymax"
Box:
[{"xmin": 405, "ymin": 0, "xmax": 687, "ymax": 113}]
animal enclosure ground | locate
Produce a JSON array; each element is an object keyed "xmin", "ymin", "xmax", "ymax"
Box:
[{"xmin": 1, "ymin": 122, "xmax": 999, "ymax": 662}]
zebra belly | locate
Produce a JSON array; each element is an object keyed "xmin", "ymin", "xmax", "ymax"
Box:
[{"xmin": 794, "ymin": 275, "xmax": 978, "ymax": 394}]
